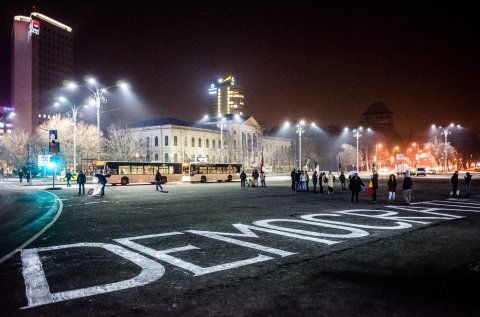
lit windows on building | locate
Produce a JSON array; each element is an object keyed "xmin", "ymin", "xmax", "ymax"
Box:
[{"xmin": 208, "ymin": 76, "xmax": 245, "ymax": 117}]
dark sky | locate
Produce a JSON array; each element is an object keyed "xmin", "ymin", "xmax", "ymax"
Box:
[{"xmin": 1, "ymin": 0, "xmax": 479, "ymax": 135}]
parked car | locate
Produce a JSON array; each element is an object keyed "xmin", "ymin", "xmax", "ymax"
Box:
[
  {"xmin": 409, "ymin": 169, "xmax": 417, "ymax": 176},
  {"xmin": 378, "ymin": 167, "xmax": 390, "ymax": 175},
  {"xmin": 416, "ymin": 166, "xmax": 426, "ymax": 176},
  {"xmin": 427, "ymin": 168, "xmax": 437, "ymax": 175}
]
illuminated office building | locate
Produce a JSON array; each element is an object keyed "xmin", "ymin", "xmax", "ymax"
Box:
[
  {"xmin": 208, "ymin": 76, "xmax": 245, "ymax": 117},
  {"xmin": 11, "ymin": 12, "xmax": 73, "ymax": 134}
]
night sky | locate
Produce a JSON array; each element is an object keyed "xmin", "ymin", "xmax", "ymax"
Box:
[{"xmin": 1, "ymin": 0, "xmax": 479, "ymax": 135}]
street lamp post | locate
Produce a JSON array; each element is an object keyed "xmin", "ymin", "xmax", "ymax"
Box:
[
  {"xmin": 216, "ymin": 116, "xmax": 228, "ymax": 163},
  {"xmin": 67, "ymin": 78, "xmax": 128, "ymax": 161},
  {"xmin": 375, "ymin": 143, "xmax": 382, "ymax": 170},
  {"xmin": 55, "ymin": 98, "xmax": 84, "ymax": 173},
  {"xmin": 353, "ymin": 127, "xmax": 363, "ymax": 172},
  {"xmin": 440, "ymin": 128, "xmax": 452, "ymax": 173},
  {"xmin": 296, "ymin": 121, "xmax": 306, "ymax": 170}
]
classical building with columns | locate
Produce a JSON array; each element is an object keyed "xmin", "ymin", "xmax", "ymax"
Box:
[{"xmin": 129, "ymin": 115, "xmax": 294, "ymax": 172}]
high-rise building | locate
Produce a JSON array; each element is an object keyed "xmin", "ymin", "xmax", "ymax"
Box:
[
  {"xmin": 11, "ymin": 12, "xmax": 73, "ymax": 134},
  {"xmin": 208, "ymin": 76, "xmax": 245, "ymax": 117}
]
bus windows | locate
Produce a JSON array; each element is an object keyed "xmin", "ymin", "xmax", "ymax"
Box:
[
  {"xmin": 198, "ymin": 166, "xmax": 207, "ymax": 174},
  {"xmin": 144, "ymin": 165, "xmax": 154, "ymax": 174},
  {"xmin": 131, "ymin": 166, "xmax": 144, "ymax": 175},
  {"xmin": 119, "ymin": 166, "xmax": 130, "ymax": 174}
]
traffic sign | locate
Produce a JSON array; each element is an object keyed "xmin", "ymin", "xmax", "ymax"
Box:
[{"xmin": 38, "ymin": 155, "xmax": 51, "ymax": 167}]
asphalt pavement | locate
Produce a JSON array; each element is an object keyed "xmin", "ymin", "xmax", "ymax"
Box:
[{"xmin": 0, "ymin": 175, "xmax": 479, "ymax": 316}]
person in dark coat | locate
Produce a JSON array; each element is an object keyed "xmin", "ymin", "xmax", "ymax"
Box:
[
  {"xmin": 387, "ymin": 174, "xmax": 397, "ymax": 203},
  {"xmin": 295, "ymin": 170, "xmax": 301, "ymax": 192},
  {"xmin": 319, "ymin": 172, "xmax": 325, "ymax": 194},
  {"xmin": 312, "ymin": 171, "xmax": 318, "ymax": 193},
  {"xmin": 66, "ymin": 170, "xmax": 72, "ymax": 187},
  {"xmin": 450, "ymin": 171, "xmax": 459, "ymax": 197},
  {"xmin": 464, "ymin": 172, "xmax": 472, "ymax": 197},
  {"xmin": 290, "ymin": 169, "xmax": 296, "ymax": 191},
  {"xmin": 95, "ymin": 173, "xmax": 107, "ymax": 196},
  {"xmin": 240, "ymin": 170, "xmax": 247, "ymax": 187},
  {"xmin": 339, "ymin": 172, "xmax": 346, "ymax": 190},
  {"xmin": 77, "ymin": 170, "xmax": 86, "ymax": 195},
  {"xmin": 349, "ymin": 173, "xmax": 365, "ymax": 204},
  {"xmin": 403, "ymin": 171, "xmax": 413, "ymax": 204},
  {"xmin": 18, "ymin": 170, "xmax": 23, "ymax": 183},
  {"xmin": 155, "ymin": 170, "xmax": 163, "ymax": 191},
  {"xmin": 371, "ymin": 171, "xmax": 379, "ymax": 203},
  {"xmin": 252, "ymin": 169, "xmax": 259, "ymax": 187}
]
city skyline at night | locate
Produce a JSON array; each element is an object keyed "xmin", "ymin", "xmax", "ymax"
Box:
[{"xmin": 1, "ymin": 1, "xmax": 479, "ymax": 136}]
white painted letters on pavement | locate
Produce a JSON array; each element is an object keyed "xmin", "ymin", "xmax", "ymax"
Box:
[
  {"xmin": 19, "ymin": 199, "xmax": 479, "ymax": 308},
  {"xmin": 21, "ymin": 243, "xmax": 165, "ymax": 308},
  {"xmin": 114, "ymin": 232, "xmax": 274, "ymax": 276}
]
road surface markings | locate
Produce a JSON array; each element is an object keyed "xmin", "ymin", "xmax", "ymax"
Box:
[
  {"xmin": 0, "ymin": 191, "xmax": 63, "ymax": 265},
  {"xmin": 18, "ymin": 198, "xmax": 479, "ymax": 308}
]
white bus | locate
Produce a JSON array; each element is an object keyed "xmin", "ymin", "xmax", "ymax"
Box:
[
  {"xmin": 94, "ymin": 161, "xmax": 182, "ymax": 185},
  {"xmin": 182, "ymin": 162, "xmax": 242, "ymax": 182}
]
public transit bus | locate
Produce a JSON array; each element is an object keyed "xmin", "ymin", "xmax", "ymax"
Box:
[
  {"xmin": 182, "ymin": 162, "xmax": 242, "ymax": 182},
  {"xmin": 94, "ymin": 161, "xmax": 182, "ymax": 185}
]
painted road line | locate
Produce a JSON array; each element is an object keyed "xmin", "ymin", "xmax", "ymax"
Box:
[{"xmin": 0, "ymin": 190, "xmax": 63, "ymax": 265}]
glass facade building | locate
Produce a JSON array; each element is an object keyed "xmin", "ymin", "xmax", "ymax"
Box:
[{"xmin": 208, "ymin": 76, "xmax": 245, "ymax": 117}]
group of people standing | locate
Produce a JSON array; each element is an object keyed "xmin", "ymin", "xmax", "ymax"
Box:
[
  {"xmin": 290, "ymin": 169, "xmax": 338, "ymax": 194},
  {"xmin": 450, "ymin": 171, "xmax": 472, "ymax": 197},
  {"xmin": 17, "ymin": 170, "xmax": 31, "ymax": 184},
  {"xmin": 285, "ymin": 168, "xmax": 445, "ymax": 205},
  {"xmin": 348, "ymin": 171, "xmax": 413, "ymax": 204},
  {"xmin": 240, "ymin": 170, "xmax": 266, "ymax": 187}
]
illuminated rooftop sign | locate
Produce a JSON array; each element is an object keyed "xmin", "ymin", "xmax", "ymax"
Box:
[
  {"xmin": 208, "ymin": 83, "xmax": 217, "ymax": 95},
  {"xmin": 29, "ymin": 20, "xmax": 40, "ymax": 35}
]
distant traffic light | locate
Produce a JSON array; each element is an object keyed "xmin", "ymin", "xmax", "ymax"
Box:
[
  {"xmin": 49, "ymin": 141, "xmax": 60, "ymax": 153},
  {"xmin": 48, "ymin": 156, "xmax": 58, "ymax": 168}
]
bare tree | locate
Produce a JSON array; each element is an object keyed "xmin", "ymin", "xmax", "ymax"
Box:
[
  {"xmin": 0, "ymin": 129, "xmax": 33, "ymax": 171},
  {"xmin": 103, "ymin": 123, "xmax": 143, "ymax": 161},
  {"xmin": 338, "ymin": 143, "xmax": 362, "ymax": 170},
  {"xmin": 36, "ymin": 114, "xmax": 98, "ymax": 170},
  {"xmin": 424, "ymin": 137, "xmax": 459, "ymax": 170}
]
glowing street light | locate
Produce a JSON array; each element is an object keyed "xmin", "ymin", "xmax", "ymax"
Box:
[
  {"xmin": 284, "ymin": 120, "xmax": 316, "ymax": 170},
  {"xmin": 54, "ymin": 97, "xmax": 85, "ymax": 172},
  {"xmin": 440, "ymin": 127, "xmax": 452, "ymax": 173},
  {"xmin": 66, "ymin": 77, "xmax": 129, "ymax": 160},
  {"xmin": 216, "ymin": 116, "xmax": 228, "ymax": 163}
]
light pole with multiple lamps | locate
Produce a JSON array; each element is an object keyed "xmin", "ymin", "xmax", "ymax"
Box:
[
  {"xmin": 284, "ymin": 120, "xmax": 316, "ymax": 170},
  {"xmin": 352, "ymin": 127, "xmax": 363, "ymax": 172},
  {"xmin": 67, "ymin": 77, "xmax": 129, "ymax": 160},
  {"xmin": 440, "ymin": 128, "xmax": 452, "ymax": 173},
  {"xmin": 216, "ymin": 116, "xmax": 228, "ymax": 163},
  {"xmin": 296, "ymin": 121, "xmax": 306, "ymax": 170},
  {"xmin": 54, "ymin": 97, "xmax": 84, "ymax": 172}
]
